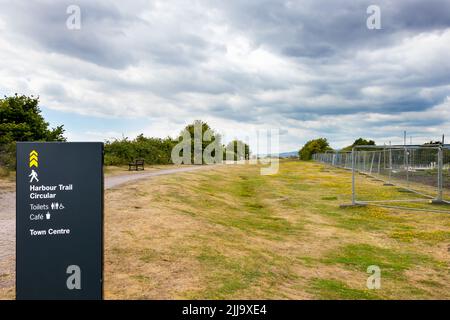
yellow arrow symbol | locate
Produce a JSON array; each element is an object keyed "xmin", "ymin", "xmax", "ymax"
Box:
[{"xmin": 29, "ymin": 150, "xmax": 39, "ymax": 168}]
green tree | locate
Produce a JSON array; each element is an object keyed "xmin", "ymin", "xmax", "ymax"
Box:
[
  {"xmin": 225, "ymin": 139, "xmax": 250, "ymax": 160},
  {"xmin": 342, "ymin": 138, "xmax": 375, "ymax": 151},
  {"xmin": 298, "ymin": 138, "xmax": 332, "ymax": 160},
  {"xmin": 177, "ymin": 120, "xmax": 219, "ymax": 164},
  {"xmin": 0, "ymin": 94, "xmax": 66, "ymax": 168}
]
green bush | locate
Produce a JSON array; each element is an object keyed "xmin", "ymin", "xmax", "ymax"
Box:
[
  {"xmin": 298, "ymin": 138, "xmax": 332, "ymax": 160},
  {"xmin": 0, "ymin": 95, "xmax": 66, "ymax": 169},
  {"xmin": 104, "ymin": 134, "xmax": 177, "ymax": 166},
  {"xmin": 342, "ymin": 138, "xmax": 376, "ymax": 151}
]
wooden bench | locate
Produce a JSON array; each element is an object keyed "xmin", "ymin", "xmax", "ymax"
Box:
[{"xmin": 128, "ymin": 159, "xmax": 145, "ymax": 171}]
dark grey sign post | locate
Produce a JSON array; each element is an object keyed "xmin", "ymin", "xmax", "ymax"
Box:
[{"xmin": 16, "ymin": 142, "xmax": 103, "ymax": 300}]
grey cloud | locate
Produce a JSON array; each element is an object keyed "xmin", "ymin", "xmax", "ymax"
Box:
[
  {"xmin": 0, "ymin": 0, "xmax": 138, "ymax": 69},
  {"xmin": 0, "ymin": 0, "xmax": 449, "ymax": 149},
  {"xmin": 214, "ymin": 0, "xmax": 450, "ymax": 56},
  {"xmin": 282, "ymin": 44, "xmax": 334, "ymax": 58}
]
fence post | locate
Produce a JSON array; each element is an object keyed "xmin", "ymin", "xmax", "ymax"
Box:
[
  {"xmin": 405, "ymin": 146, "xmax": 409, "ymax": 187},
  {"xmin": 388, "ymin": 147, "xmax": 392, "ymax": 184},
  {"xmin": 437, "ymin": 147, "xmax": 443, "ymax": 202},
  {"xmin": 377, "ymin": 151, "xmax": 381, "ymax": 174},
  {"xmin": 352, "ymin": 148, "xmax": 356, "ymax": 205}
]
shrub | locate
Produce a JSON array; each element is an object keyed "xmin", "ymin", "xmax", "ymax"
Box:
[
  {"xmin": 298, "ymin": 138, "xmax": 332, "ymax": 160},
  {"xmin": 104, "ymin": 134, "xmax": 177, "ymax": 166}
]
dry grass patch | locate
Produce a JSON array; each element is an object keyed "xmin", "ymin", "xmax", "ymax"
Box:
[{"xmin": 102, "ymin": 160, "xmax": 450, "ymax": 299}]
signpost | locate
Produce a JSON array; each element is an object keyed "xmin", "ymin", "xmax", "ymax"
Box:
[{"xmin": 16, "ymin": 142, "xmax": 104, "ymax": 300}]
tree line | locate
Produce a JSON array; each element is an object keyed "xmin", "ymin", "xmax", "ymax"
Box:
[
  {"xmin": 0, "ymin": 95, "xmax": 250, "ymax": 169},
  {"xmin": 298, "ymin": 138, "xmax": 376, "ymax": 160},
  {"xmin": 298, "ymin": 137, "xmax": 450, "ymax": 161},
  {"xmin": 104, "ymin": 120, "xmax": 250, "ymax": 166}
]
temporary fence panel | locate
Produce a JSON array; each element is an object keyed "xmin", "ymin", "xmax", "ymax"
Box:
[{"xmin": 313, "ymin": 145, "xmax": 450, "ymax": 213}]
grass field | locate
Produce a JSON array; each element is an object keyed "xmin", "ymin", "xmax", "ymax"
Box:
[
  {"xmin": 103, "ymin": 160, "xmax": 450, "ymax": 299},
  {"xmin": 1, "ymin": 160, "xmax": 449, "ymax": 299}
]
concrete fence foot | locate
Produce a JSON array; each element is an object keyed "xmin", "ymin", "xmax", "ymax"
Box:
[
  {"xmin": 430, "ymin": 199, "xmax": 449, "ymax": 205},
  {"xmin": 339, "ymin": 203, "xmax": 367, "ymax": 208}
]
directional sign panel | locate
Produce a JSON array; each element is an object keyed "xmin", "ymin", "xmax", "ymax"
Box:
[{"xmin": 16, "ymin": 142, "xmax": 103, "ymax": 300}]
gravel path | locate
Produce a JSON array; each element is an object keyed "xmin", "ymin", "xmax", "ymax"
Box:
[
  {"xmin": 105, "ymin": 165, "xmax": 211, "ymax": 189},
  {"xmin": 0, "ymin": 165, "xmax": 216, "ymax": 285}
]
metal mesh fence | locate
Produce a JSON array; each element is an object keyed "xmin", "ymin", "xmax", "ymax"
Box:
[
  {"xmin": 313, "ymin": 145, "xmax": 450, "ymax": 212},
  {"xmin": 314, "ymin": 151, "xmax": 353, "ymax": 169}
]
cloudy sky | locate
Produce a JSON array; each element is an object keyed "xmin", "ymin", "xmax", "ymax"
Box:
[{"xmin": 0, "ymin": 0, "xmax": 449, "ymax": 151}]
